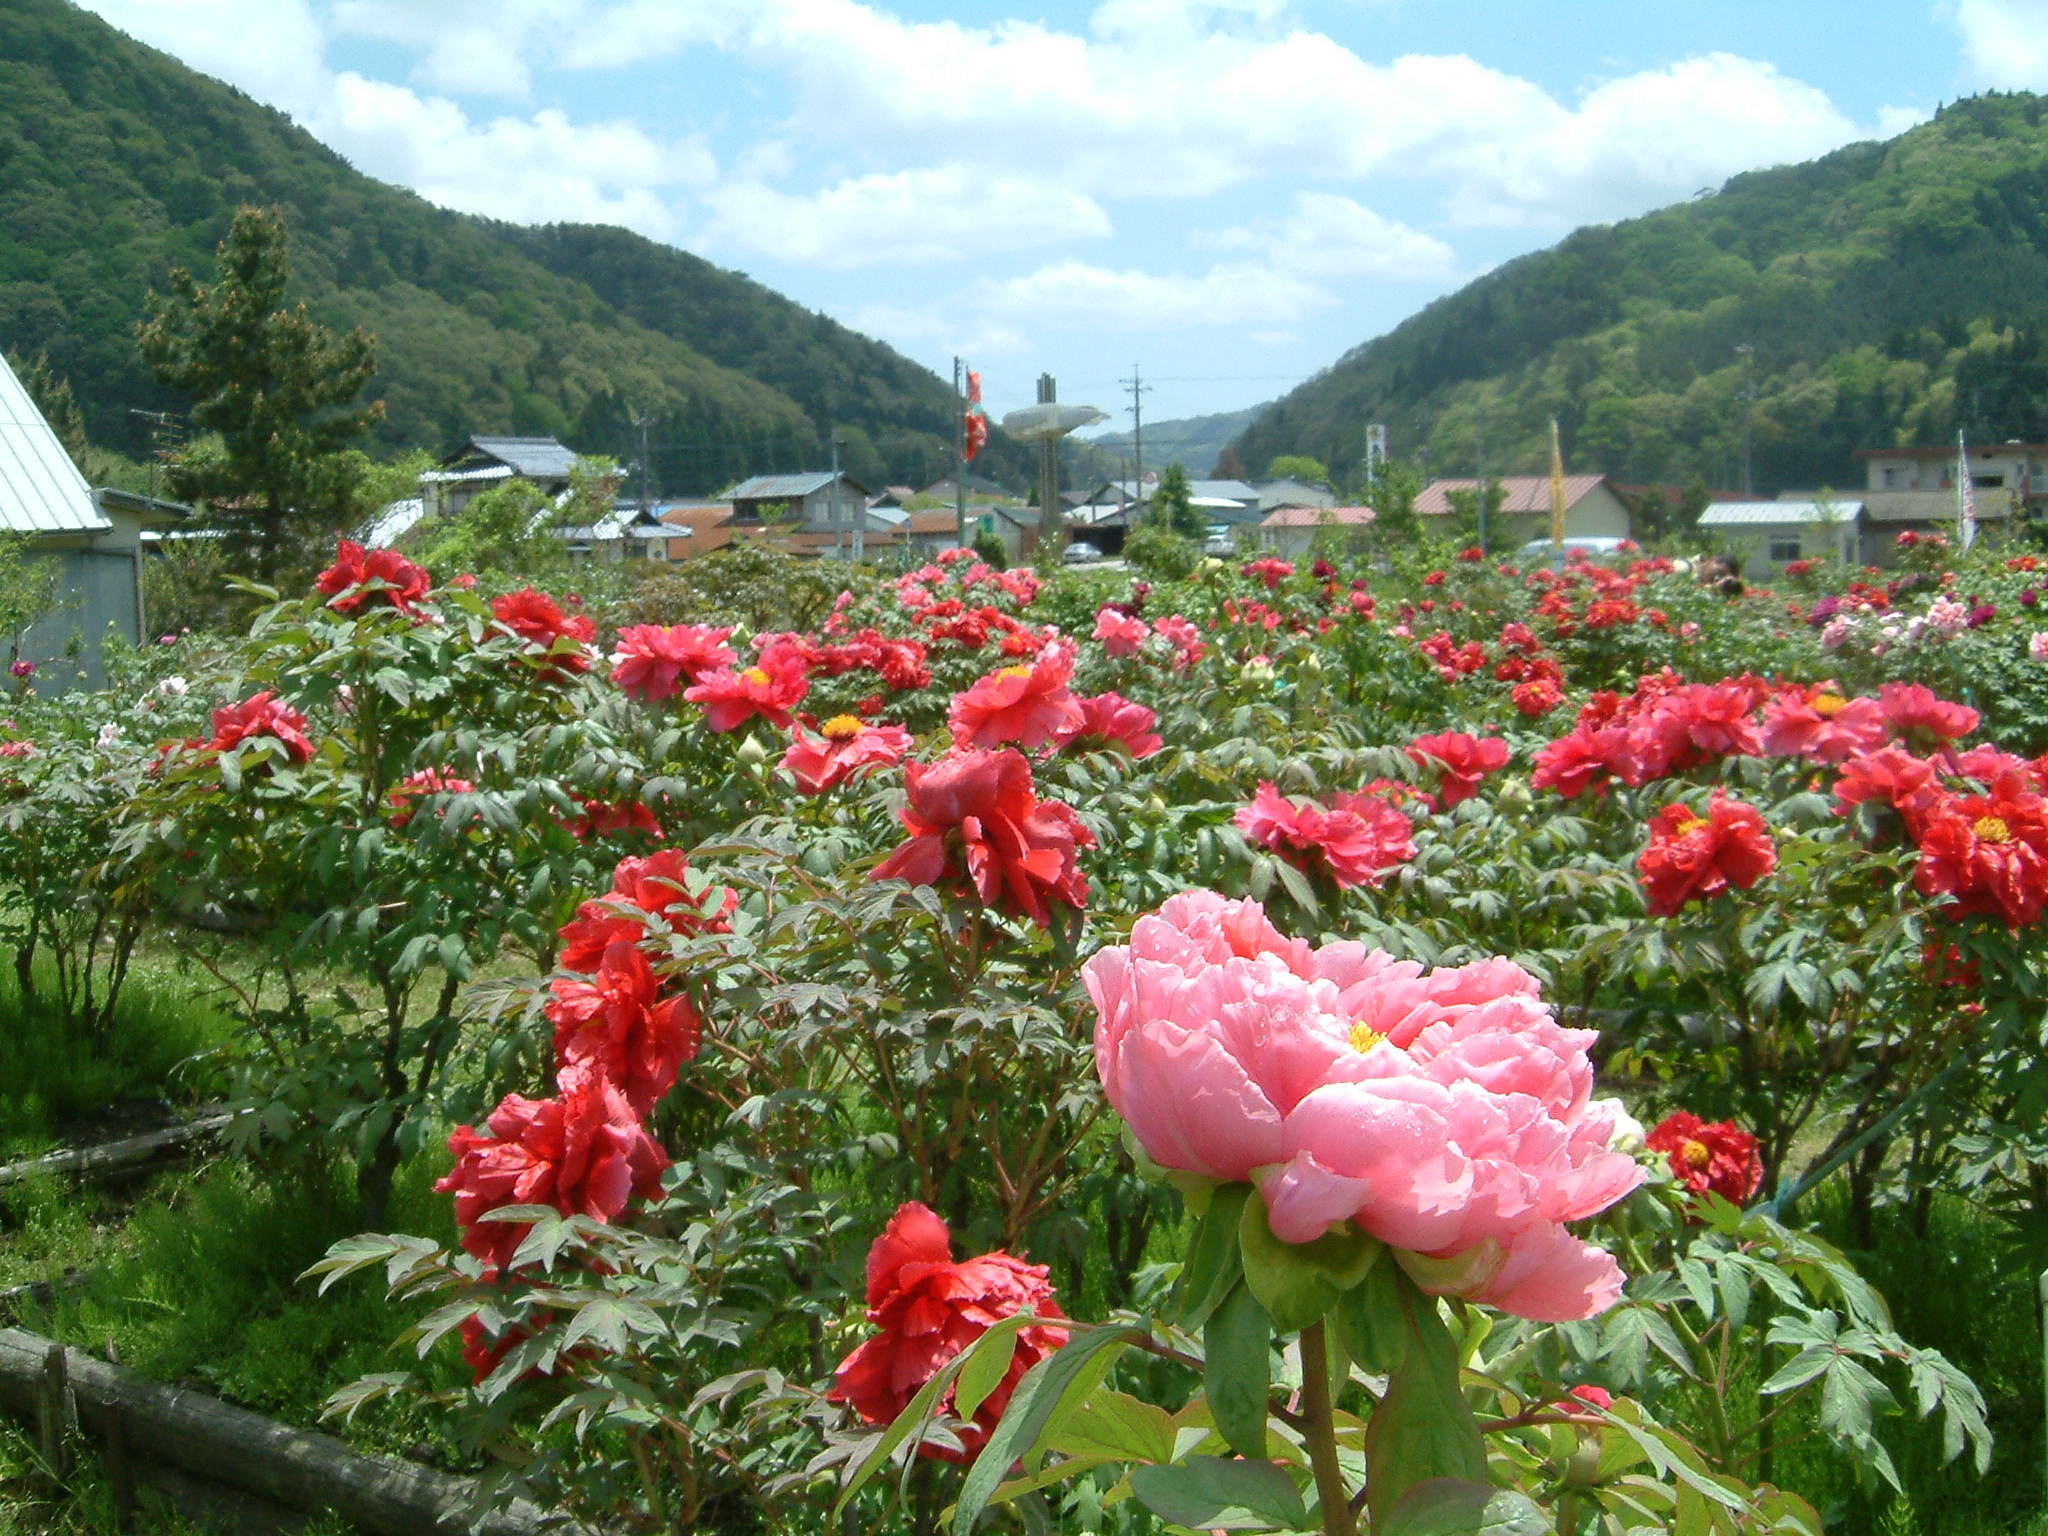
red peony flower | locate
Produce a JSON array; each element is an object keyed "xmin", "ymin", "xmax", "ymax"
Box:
[
  {"xmin": 1628, "ymin": 682, "xmax": 1762, "ymax": 781},
  {"xmin": 1758, "ymin": 683, "xmax": 1886, "ymax": 765},
  {"xmin": 828, "ymin": 1202, "xmax": 1067, "ymax": 1463},
  {"xmin": 1241, "ymin": 557, "xmax": 1294, "ymax": 590},
  {"xmin": 1636, "ymin": 792, "xmax": 1776, "ymax": 916},
  {"xmin": 207, "ymin": 691, "xmax": 314, "ymax": 764},
  {"xmin": 1512, "ymin": 678, "xmax": 1564, "ymax": 717},
  {"xmin": 315, "ymin": 539, "xmax": 431, "ymax": 615},
  {"xmin": 1834, "ymin": 748, "xmax": 1943, "ymax": 836},
  {"xmin": 386, "ymin": 767, "xmax": 476, "ymax": 827},
  {"xmin": 568, "ymin": 797, "xmax": 662, "ymax": 842},
  {"xmin": 1877, "ymin": 681, "xmax": 1979, "ymax": 751},
  {"xmin": 1912, "ymin": 772, "xmax": 2048, "ymax": 927},
  {"xmin": 436, "ymin": 1060, "xmax": 669, "ymax": 1277},
  {"xmin": 1057, "ymin": 691, "xmax": 1162, "ymax": 759},
  {"xmin": 871, "ymin": 749, "xmax": 1093, "ymax": 928},
  {"xmin": 1234, "ymin": 781, "xmax": 1415, "ymax": 889},
  {"xmin": 1646, "ymin": 1112, "xmax": 1763, "ymax": 1204},
  {"xmin": 609, "ymin": 624, "xmax": 736, "ymax": 703},
  {"xmin": 558, "ymin": 849, "xmax": 735, "ymax": 970},
  {"xmin": 492, "ymin": 589, "xmax": 596, "ymax": 675},
  {"xmin": 780, "ymin": 715, "xmax": 915, "ymax": 794},
  {"xmin": 947, "ymin": 642, "xmax": 1084, "ymax": 751},
  {"xmin": 1406, "ymin": 731, "xmax": 1510, "ymax": 808},
  {"xmin": 547, "ymin": 939, "xmax": 699, "ymax": 1116},
  {"xmin": 683, "ymin": 648, "xmax": 810, "ymax": 732}
]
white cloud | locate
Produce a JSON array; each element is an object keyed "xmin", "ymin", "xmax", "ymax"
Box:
[
  {"xmin": 1877, "ymin": 102, "xmax": 1933, "ymax": 137},
  {"xmin": 1202, "ymin": 192, "xmax": 1458, "ymax": 282},
  {"xmin": 331, "ymin": 0, "xmax": 591, "ymax": 99},
  {"xmin": 79, "ymin": 0, "xmax": 332, "ymax": 119},
  {"xmin": 1952, "ymin": 0, "xmax": 2048, "ymax": 87},
  {"xmin": 325, "ymin": 74, "xmax": 713, "ymax": 239},
  {"xmin": 700, "ymin": 167, "xmax": 1111, "ymax": 267},
  {"xmin": 979, "ymin": 259, "xmax": 1336, "ymax": 333}
]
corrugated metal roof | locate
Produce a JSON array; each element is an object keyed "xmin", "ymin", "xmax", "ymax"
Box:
[
  {"xmin": 464, "ymin": 436, "xmax": 580, "ymax": 481},
  {"xmin": 1697, "ymin": 500, "xmax": 1861, "ymax": 527},
  {"xmin": 360, "ymin": 497, "xmax": 428, "ymax": 545},
  {"xmin": 728, "ymin": 472, "xmax": 840, "ymax": 500},
  {"xmin": 0, "ymin": 351, "xmax": 108, "ymax": 536},
  {"xmin": 1260, "ymin": 505, "xmax": 1377, "ymax": 528},
  {"xmin": 1414, "ymin": 475, "xmax": 1609, "ymax": 516}
]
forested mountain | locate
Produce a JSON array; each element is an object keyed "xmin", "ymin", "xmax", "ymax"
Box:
[
  {"xmin": 1231, "ymin": 94, "xmax": 2048, "ymax": 496},
  {"xmin": 1078, "ymin": 406, "xmax": 1266, "ymax": 481},
  {"xmin": 0, "ymin": 0, "xmax": 1014, "ymax": 494}
]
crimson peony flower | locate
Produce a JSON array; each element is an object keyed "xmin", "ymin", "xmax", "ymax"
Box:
[
  {"xmin": 1629, "ymin": 682, "xmax": 1762, "ymax": 780},
  {"xmin": 1834, "ymin": 748, "xmax": 1943, "ymax": 836},
  {"xmin": 1234, "ymin": 781, "xmax": 1414, "ymax": 889},
  {"xmin": 436, "ymin": 1060, "xmax": 669, "ymax": 1277},
  {"xmin": 1512, "ymin": 678, "xmax": 1564, "ymax": 717},
  {"xmin": 1646, "ymin": 1112, "xmax": 1763, "ymax": 1204},
  {"xmin": 1085, "ymin": 892, "xmax": 1642, "ymax": 1322},
  {"xmin": 207, "ymin": 691, "xmax": 314, "ymax": 764},
  {"xmin": 1407, "ymin": 731, "xmax": 1511, "ymax": 808},
  {"xmin": 610, "ymin": 624, "xmax": 736, "ymax": 703},
  {"xmin": 683, "ymin": 648, "xmax": 810, "ymax": 731},
  {"xmin": 1912, "ymin": 772, "xmax": 2048, "ymax": 927},
  {"xmin": 568, "ymin": 798, "xmax": 662, "ymax": 842},
  {"xmin": 1531, "ymin": 724, "xmax": 1632, "ymax": 799},
  {"xmin": 780, "ymin": 715, "xmax": 914, "ymax": 794},
  {"xmin": 1092, "ymin": 606, "xmax": 1150, "ymax": 657},
  {"xmin": 1636, "ymin": 792, "xmax": 1776, "ymax": 916},
  {"xmin": 1057, "ymin": 691, "xmax": 1162, "ymax": 759},
  {"xmin": 1877, "ymin": 681, "xmax": 1979, "ymax": 751},
  {"xmin": 947, "ymin": 642, "xmax": 1083, "ymax": 751},
  {"xmin": 386, "ymin": 767, "xmax": 476, "ymax": 827},
  {"xmin": 828, "ymin": 1202, "xmax": 1067, "ymax": 1462},
  {"xmin": 547, "ymin": 939, "xmax": 699, "ymax": 1116},
  {"xmin": 558, "ymin": 849, "xmax": 736, "ymax": 970},
  {"xmin": 871, "ymin": 749, "xmax": 1093, "ymax": 928},
  {"xmin": 492, "ymin": 589, "xmax": 596, "ymax": 675},
  {"xmin": 315, "ymin": 539, "xmax": 431, "ymax": 615},
  {"xmin": 1241, "ymin": 557, "xmax": 1294, "ymax": 590},
  {"xmin": 1758, "ymin": 683, "xmax": 1886, "ymax": 765}
]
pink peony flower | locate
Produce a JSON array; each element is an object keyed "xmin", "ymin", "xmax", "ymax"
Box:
[
  {"xmin": 1407, "ymin": 731, "xmax": 1511, "ymax": 808},
  {"xmin": 683, "ymin": 648, "xmax": 810, "ymax": 732},
  {"xmin": 208, "ymin": 691, "xmax": 314, "ymax": 764},
  {"xmin": 1057, "ymin": 691, "xmax": 1162, "ymax": 759},
  {"xmin": 1093, "ymin": 607, "xmax": 1151, "ymax": 657},
  {"xmin": 1084, "ymin": 892, "xmax": 1641, "ymax": 1321},
  {"xmin": 947, "ymin": 641, "xmax": 1083, "ymax": 750},
  {"xmin": 1758, "ymin": 683, "xmax": 1886, "ymax": 765},
  {"xmin": 1235, "ymin": 782, "xmax": 1414, "ymax": 889},
  {"xmin": 780, "ymin": 715, "xmax": 914, "ymax": 794},
  {"xmin": 610, "ymin": 624, "xmax": 737, "ymax": 703}
]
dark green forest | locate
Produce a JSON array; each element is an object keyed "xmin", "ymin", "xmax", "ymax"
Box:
[
  {"xmin": 1231, "ymin": 93, "xmax": 2048, "ymax": 495},
  {"xmin": 0, "ymin": 0, "xmax": 1021, "ymax": 494}
]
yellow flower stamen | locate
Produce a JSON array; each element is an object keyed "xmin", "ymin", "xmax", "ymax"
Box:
[
  {"xmin": 821, "ymin": 714, "xmax": 865, "ymax": 741},
  {"xmin": 998, "ymin": 664, "xmax": 1034, "ymax": 680},
  {"xmin": 1812, "ymin": 692, "xmax": 1848, "ymax": 718},
  {"xmin": 1681, "ymin": 1138, "xmax": 1712, "ymax": 1169},
  {"xmin": 741, "ymin": 667, "xmax": 770, "ymax": 687},
  {"xmin": 1349, "ymin": 1021, "xmax": 1387, "ymax": 1054},
  {"xmin": 1975, "ymin": 815, "xmax": 2012, "ymax": 844},
  {"xmin": 1673, "ymin": 815, "xmax": 1710, "ymax": 838}
]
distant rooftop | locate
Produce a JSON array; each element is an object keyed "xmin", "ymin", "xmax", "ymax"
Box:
[
  {"xmin": 1415, "ymin": 475, "xmax": 1609, "ymax": 516},
  {"xmin": 0, "ymin": 349, "xmax": 106, "ymax": 536},
  {"xmin": 446, "ymin": 435, "xmax": 581, "ymax": 482}
]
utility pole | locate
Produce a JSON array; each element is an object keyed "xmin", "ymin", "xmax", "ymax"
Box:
[
  {"xmin": 1037, "ymin": 373, "xmax": 1062, "ymax": 557},
  {"xmin": 633, "ymin": 411, "xmax": 653, "ymax": 518},
  {"xmin": 1736, "ymin": 342, "xmax": 1755, "ymax": 496},
  {"xmin": 954, "ymin": 357, "xmax": 968, "ymax": 551},
  {"xmin": 1474, "ymin": 406, "xmax": 1488, "ymax": 554},
  {"xmin": 829, "ymin": 433, "xmax": 845, "ymax": 561},
  {"xmin": 1122, "ymin": 364, "xmax": 1149, "ymax": 521}
]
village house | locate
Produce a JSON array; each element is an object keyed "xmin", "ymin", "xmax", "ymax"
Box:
[
  {"xmin": 1696, "ymin": 498, "xmax": 1865, "ymax": 579},
  {"xmin": 424, "ymin": 435, "xmax": 580, "ymax": 518},
  {"xmin": 1851, "ymin": 441, "xmax": 2044, "ymax": 554},
  {"xmin": 0, "ymin": 349, "xmax": 185, "ymax": 687},
  {"xmin": 1413, "ymin": 474, "xmax": 1634, "ymax": 544},
  {"xmin": 1254, "ymin": 505, "xmax": 1377, "ymax": 560}
]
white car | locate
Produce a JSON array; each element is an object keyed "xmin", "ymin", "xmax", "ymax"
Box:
[{"xmin": 1063, "ymin": 541, "xmax": 1104, "ymax": 564}]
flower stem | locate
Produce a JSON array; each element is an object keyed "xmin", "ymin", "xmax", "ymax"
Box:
[{"xmin": 1299, "ymin": 1321, "xmax": 1360, "ymax": 1536}]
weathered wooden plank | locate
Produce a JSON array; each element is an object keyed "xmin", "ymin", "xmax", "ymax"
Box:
[
  {"xmin": 0, "ymin": 1329, "xmax": 561, "ymax": 1535},
  {"xmin": 0, "ymin": 1111, "xmax": 242, "ymax": 1190}
]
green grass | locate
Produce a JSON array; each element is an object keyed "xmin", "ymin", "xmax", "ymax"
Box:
[{"xmin": 0, "ymin": 964, "xmax": 232, "ymax": 1158}]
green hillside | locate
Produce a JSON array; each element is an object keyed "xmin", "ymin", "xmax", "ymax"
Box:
[
  {"xmin": 1232, "ymin": 94, "xmax": 2048, "ymax": 496},
  {"xmin": 0, "ymin": 0, "xmax": 1006, "ymax": 494}
]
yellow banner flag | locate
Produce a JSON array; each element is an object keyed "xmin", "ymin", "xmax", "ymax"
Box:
[{"xmin": 1548, "ymin": 417, "xmax": 1567, "ymax": 547}]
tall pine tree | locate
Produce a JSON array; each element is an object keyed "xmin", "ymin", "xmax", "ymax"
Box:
[{"xmin": 138, "ymin": 206, "xmax": 383, "ymax": 587}]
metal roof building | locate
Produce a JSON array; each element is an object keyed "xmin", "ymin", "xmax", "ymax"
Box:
[{"xmin": 0, "ymin": 350, "xmax": 105, "ymax": 537}]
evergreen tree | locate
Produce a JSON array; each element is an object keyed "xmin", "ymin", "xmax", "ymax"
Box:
[
  {"xmin": 138, "ymin": 205, "xmax": 384, "ymax": 587},
  {"xmin": 1151, "ymin": 463, "xmax": 1207, "ymax": 540},
  {"xmin": 5, "ymin": 351, "xmax": 89, "ymax": 474}
]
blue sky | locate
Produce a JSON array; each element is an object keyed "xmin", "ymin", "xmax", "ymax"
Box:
[{"xmin": 71, "ymin": 0, "xmax": 2048, "ymax": 442}]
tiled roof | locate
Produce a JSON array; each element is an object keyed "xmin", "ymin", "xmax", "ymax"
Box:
[
  {"xmin": 1259, "ymin": 505, "xmax": 1377, "ymax": 528},
  {"xmin": 461, "ymin": 436, "xmax": 580, "ymax": 481},
  {"xmin": 0, "ymin": 350, "xmax": 107, "ymax": 535},
  {"xmin": 1414, "ymin": 475, "xmax": 1609, "ymax": 516},
  {"xmin": 729, "ymin": 472, "xmax": 871, "ymax": 501}
]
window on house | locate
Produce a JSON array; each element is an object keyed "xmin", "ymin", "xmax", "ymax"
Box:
[
  {"xmin": 1882, "ymin": 467, "xmax": 1903, "ymax": 488},
  {"xmin": 1978, "ymin": 474, "xmax": 2005, "ymax": 489},
  {"xmin": 1768, "ymin": 535, "xmax": 1801, "ymax": 562}
]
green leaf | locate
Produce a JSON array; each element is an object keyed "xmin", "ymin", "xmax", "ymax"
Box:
[
  {"xmin": 1046, "ymin": 1389, "xmax": 1177, "ymax": 1465},
  {"xmin": 951, "ymin": 1324, "xmax": 1138, "ymax": 1534},
  {"xmin": 1363, "ymin": 1271, "xmax": 1487, "ymax": 1530},
  {"xmin": 1127, "ymin": 1457, "xmax": 1312, "ymax": 1532},
  {"xmin": 1379, "ymin": 1479, "xmax": 1549, "ymax": 1536},
  {"xmin": 1178, "ymin": 1182, "xmax": 1251, "ymax": 1329},
  {"xmin": 1203, "ymin": 1282, "xmax": 1273, "ymax": 1461},
  {"xmin": 1333, "ymin": 1256, "xmax": 1409, "ymax": 1376},
  {"xmin": 1238, "ymin": 1195, "xmax": 1382, "ymax": 1335},
  {"xmin": 954, "ymin": 1319, "xmax": 1022, "ymax": 1422}
]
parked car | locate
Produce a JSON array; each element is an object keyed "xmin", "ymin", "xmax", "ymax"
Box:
[{"xmin": 1063, "ymin": 541, "xmax": 1104, "ymax": 564}]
